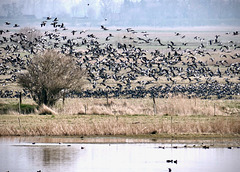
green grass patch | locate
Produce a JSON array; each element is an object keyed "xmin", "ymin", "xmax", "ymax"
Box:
[{"xmin": 0, "ymin": 102, "xmax": 37, "ymax": 114}]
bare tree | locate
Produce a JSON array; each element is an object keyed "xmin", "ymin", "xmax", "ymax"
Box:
[{"xmin": 18, "ymin": 50, "xmax": 85, "ymax": 106}]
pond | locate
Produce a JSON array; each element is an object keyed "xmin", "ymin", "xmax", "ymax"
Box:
[{"xmin": 0, "ymin": 137, "xmax": 240, "ymax": 172}]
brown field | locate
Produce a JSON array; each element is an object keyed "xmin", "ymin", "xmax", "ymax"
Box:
[{"xmin": 1, "ymin": 27, "xmax": 240, "ymax": 91}]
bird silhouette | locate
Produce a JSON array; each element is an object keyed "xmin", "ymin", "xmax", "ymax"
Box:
[
  {"xmin": 71, "ymin": 30, "xmax": 77, "ymax": 35},
  {"xmin": 13, "ymin": 24, "xmax": 20, "ymax": 27},
  {"xmin": 101, "ymin": 25, "xmax": 108, "ymax": 30}
]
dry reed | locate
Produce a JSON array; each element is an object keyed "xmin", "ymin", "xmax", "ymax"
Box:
[
  {"xmin": 0, "ymin": 97, "xmax": 239, "ymax": 137},
  {"xmin": 38, "ymin": 104, "xmax": 58, "ymax": 115},
  {"xmin": 0, "ymin": 113, "xmax": 239, "ymax": 136},
  {"xmin": 55, "ymin": 97, "xmax": 231, "ymax": 116}
]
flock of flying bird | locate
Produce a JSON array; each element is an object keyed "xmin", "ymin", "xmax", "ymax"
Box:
[{"xmin": 0, "ymin": 17, "xmax": 240, "ymax": 99}]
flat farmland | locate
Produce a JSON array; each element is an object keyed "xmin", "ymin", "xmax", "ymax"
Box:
[
  {"xmin": 0, "ymin": 26, "xmax": 240, "ymax": 99},
  {"xmin": 0, "ymin": 24, "xmax": 240, "ymax": 137}
]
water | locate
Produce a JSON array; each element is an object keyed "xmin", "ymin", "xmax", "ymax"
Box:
[{"xmin": 0, "ymin": 137, "xmax": 240, "ymax": 172}]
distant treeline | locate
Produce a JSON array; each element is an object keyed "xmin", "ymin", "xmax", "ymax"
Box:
[{"xmin": 0, "ymin": 0, "xmax": 240, "ymax": 26}]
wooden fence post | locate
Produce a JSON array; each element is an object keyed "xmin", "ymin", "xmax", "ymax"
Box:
[
  {"xmin": 106, "ymin": 92, "xmax": 109, "ymax": 106},
  {"xmin": 84, "ymin": 104, "xmax": 87, "ymax": 114},
  {"xmin": 63, "ymin": 91, "xmax": 65, "ymax": 106},
  {"xmin": 19, "ymin": 91, "xmax": 22, "ymax": 113},
  {"xmin": 214, "ymin": 103, "xmax": 216, "ymax": 116},
  {"xmin": 153, "ymin": 96, "xmax": 156, "ymax": 115}
]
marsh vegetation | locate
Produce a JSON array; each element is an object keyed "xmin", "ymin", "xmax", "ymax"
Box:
[{"xmin": 0, "ymin": 97, "xmax": 239, "ymax": 137}]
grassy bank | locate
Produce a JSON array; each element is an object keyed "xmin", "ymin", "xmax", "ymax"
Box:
[
  {"xmin": 0, "ymin": 112, "xmax": 239, "ymax": 137},
  {"xmin": 0, "ymin": 97, "xmax": 239, "ymax": 137}
]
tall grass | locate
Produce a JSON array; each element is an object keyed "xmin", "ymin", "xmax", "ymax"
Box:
[
  {"xmin": 0, "ymin": 97, "xmax": 239, "ymax": 136},
  {"xmin": 55, "ymin": 97, "xmax": 233, "ymax": 116},
  {"xmin": 0, "ymin": 114, "xmax": 239, "ymax": 136}
]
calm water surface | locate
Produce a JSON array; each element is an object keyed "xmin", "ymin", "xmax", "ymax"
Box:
[{"xmin": 0, "ymin": 137, "xmax": 239, "ymax": 172}]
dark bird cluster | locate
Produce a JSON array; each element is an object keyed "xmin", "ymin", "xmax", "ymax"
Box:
[{"xmin": 0, "ymin": 18, "xmax": 240, "ymax": 100}]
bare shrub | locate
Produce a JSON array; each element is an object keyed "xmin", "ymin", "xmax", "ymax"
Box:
[{"xmin": 18, "ymin": 50, "xmax": 85, "ymax": 106}]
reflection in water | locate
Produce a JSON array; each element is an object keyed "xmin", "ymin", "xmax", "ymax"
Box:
[
  {"xmin": 26, "ymin": 146, "xmax": 79, "ymax": 168},
  {"xmin": 0, "ymin": 137, "xmax": 240, "ymax": 172}
]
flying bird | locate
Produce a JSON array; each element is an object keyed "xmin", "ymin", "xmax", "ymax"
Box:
[
  {"xmin": 71, "ymin": 30, "xmax": 77, "ymax": 35},
  {"xmin": 13, "ymin": 24, "xmax": 20, "ymax": 27},
  {"xmin": 41, "ymin": 21, "xmax": 47, "ymax": 27},
  {"xmin": 101, "ymin": 25, "xmax": 108, "ymax": 30},
  {"xmin": 0, "ymin": 30, "xmax": 5, "ymax": 35}
]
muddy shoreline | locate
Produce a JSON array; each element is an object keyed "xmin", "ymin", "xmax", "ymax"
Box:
[{"xmin": 1, "ymin": 135, "xmax": 240, "ymax": 148}]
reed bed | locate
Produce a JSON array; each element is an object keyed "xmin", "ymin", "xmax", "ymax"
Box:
[
  {"xmin": 0, "ymin": 112, "xmax": 239, "ymax": 137},
  {"xmin": 0, "ymin": 97, "xmax": 239, "ymax": 137}
]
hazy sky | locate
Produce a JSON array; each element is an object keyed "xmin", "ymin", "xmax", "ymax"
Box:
[
  {"xmin": 1, "ymin": 0, "xmax": 240, "ymax": 27},
  {"xmin": 0, "ymin": 0, "xmax": 141, "ymax": 18}
]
